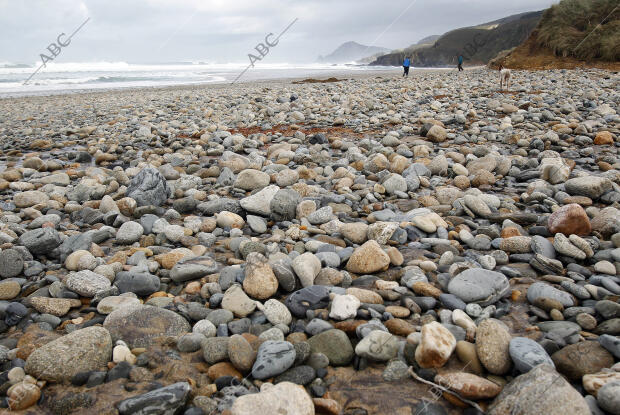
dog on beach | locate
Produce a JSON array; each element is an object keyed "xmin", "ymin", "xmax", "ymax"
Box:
[{"xmin": 499, "ymin": 64, "xmax": 511, "ymax": 90}]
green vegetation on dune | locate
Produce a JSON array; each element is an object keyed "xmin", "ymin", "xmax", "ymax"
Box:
[{"xmin": 534, "ymin": 0, "xmax": 619, "ymax": 61}]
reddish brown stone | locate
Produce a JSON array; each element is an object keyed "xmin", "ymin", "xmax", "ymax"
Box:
[
  {"xmin": 412, "ymin": 281, "xmax": 442, "ymax": 298},
  {"xmin": 207, "ymin": 362, "xmax": 242, "ymax": 380},
  {"xmin": 547, "ymin": 203, "xmax": 591, "ymax": 236},
  {"xmin": 286, "ymin": 332, "xmax": 308, "ymax": 344},
  {"xmin": 435, "ymin": 372, "xmax": 502, "ymax": 399},
  {"xmin": 500, "ymin": 227, "xmax": 521, "ymax": 238},
  {"xmin": 314, "ymin": 235, "xmax": 346, "ymax": 248},
  {"xmin": 385, "ymin": 319, "xmax": 416, "ymax": 336},
  {"xmin": 334, "ymin": 320, "xmax": 364, "ymax": 334},
  {"xmin": 313, "ymin": 398, "xmax": 341, "ymax": 415},
  {"xmin": 594, "ymin": 131, "xmax": 614, "ymax": 145}
]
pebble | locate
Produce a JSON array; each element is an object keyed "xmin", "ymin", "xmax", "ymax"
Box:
[
  {"xmin": 118, "ymin": 382, "xmax": 190, "ymax": 415},
  {"xmin": 230, "ymin": 382, "xmax": 314, "ymax": 415},
  {"xmin": 551, "ymin": 341, "xmax": 614, "ymax": 381},
  {"xmin": 415, "ymin": 321, "xmax": 456, "ymax": 368},
  {"xmin": 509, "ymin": 337, "xmax": 554, "ymax": 373},
  {"xmin": 345, "ymin": 240, "xmax": 390, "ymax": 274},
  {"xmin": 329, "ymin": 294, "xmax": 360, "ymax": 320},
  {"xmin": 251, "ymin": 341, "xmax": 296, "ymax": 379},
  {"xmin": 597, "ymin": 381, "xmax": 620, "ymax": 415},
  {"xmin": 476, "ymin": 319, "xmax": 512, "ymax": 375},
  {"xmin": 355, "ymin": 330, "xmax": 400, "ymax": 361},
  {"xmin": 0, "ymin": 249, "xmax": 24, "ymax": 278},
  {"xmin": 448, "ymin": 268, "xmax": 510, "ymax": 306}
]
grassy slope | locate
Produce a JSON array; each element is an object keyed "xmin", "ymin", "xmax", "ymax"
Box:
[{"xmin": 494, "ymin": 0, "xmax": 620, "ymax": 69}]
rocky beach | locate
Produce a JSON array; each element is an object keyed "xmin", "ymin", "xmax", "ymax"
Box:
[{"xmin": 0, "ymin": 67, "xmax": 618, "ymax": 414}]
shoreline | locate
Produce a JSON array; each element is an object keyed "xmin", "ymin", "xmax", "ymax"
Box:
[
  {"xmin": 2, "ymin": 64, "xmax": 617, "ymax": 102},
  {"xmin": 1, "ymin": 65, "xmax": 488, "ymax": 101}
]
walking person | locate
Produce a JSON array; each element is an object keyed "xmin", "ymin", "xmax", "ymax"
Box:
[
  {"xmin": 457, "ymin": 55, "xmax": 464, "ymax": 71},
  {"xmin": 403, "ymin": 56, "xmax": 410, "ymax": 77}
]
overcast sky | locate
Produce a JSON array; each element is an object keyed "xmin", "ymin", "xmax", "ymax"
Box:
[{"xmin": 1, "ymin": 0, "xmax": 559, "ymax": 65}]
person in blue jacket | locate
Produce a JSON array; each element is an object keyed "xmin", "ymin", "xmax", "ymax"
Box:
[
  {"xmin": 403, "ymin": 57, "xmax": 410, "ymax": 77},
  {"xmin": 458, "ymin": 55, "xmax": 464, "ymax": 71}
]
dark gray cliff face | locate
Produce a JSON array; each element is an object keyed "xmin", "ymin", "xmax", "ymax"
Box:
[{"xmin": 370, "ymin": 11, "xmax": 542, "ymax": 67}]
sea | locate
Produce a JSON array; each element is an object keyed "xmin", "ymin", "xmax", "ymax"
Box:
[{"xmin": 0, "ymin": 61, "xmax": 395, "ymax": 98}]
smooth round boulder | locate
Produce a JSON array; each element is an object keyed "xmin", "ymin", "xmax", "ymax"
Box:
[{"xmin": 25, "ymin": 326, "xmax": 112, "ymax": 382}]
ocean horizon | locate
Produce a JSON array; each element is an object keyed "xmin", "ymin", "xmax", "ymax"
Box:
[{"xmin": 0, "ymin": 61, "xmax": 404, "ymax": 98}]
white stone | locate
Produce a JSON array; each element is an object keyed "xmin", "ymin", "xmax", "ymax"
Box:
[{"xmin": 329, "ymin": 294, "xmax": 361, "ymax": 320}]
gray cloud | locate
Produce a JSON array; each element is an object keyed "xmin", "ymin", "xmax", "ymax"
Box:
[{"xmin": 0, "ymin": 0, "xmax": 559, "ymax": 64}]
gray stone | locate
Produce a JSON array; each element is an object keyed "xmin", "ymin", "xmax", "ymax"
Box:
[
  {"xmin": 270, "ymin": 189, "xmax": 301, "ymax": 221},
  {"xmin": 202, "ymin": 337, "xmax": 230, "ymax": 364},
  {"xmin": 272, "ymin": 261, "xmax": 296, "ymax": 292},
  {"xmin": 240, "ymin": 185, "xmax": 280, "ymax": 215},
  {"xmin": 307, "ymin": 206, "xmax": 333, "ymax": 225},
  {"xmin": 177, "ymin": 333, "xmax": 206, "ymax": 353},
  {"xmin": 18, "ymin": 228, "xmax": 62, "ymax": 255},
  {"xmin": 597, "ymin": 381, "xmax": 620, "ymax": 415},
  {"xmin": 355, "ymin": 330, "xmax": 399, "ymax": 361},
  {"xmin": 170, "ymin": 255, "xmax": 219, "ymax": 282},
  {"xmin": 599, "ymin": 334, "xmax": 620, "ymax": 359},
  {"xmin": 118, "ymin": 382, "xmax": 191, "ymax": 415},
  {"xmin": 116, "ymin": 221, "xmax": 144, "ymax": 244},
  {"xmin": 536, "ymin": 321, "xmax": 581, "ymax": 332},
  {"xmin": 65, "ymin": 270, "xmax": 112, "ymax": 297},
  {"xmin": 246, "ymin": 215, "xmax": 267, "ymax": 233},
  {"xmin": 526, "ymin": 282, "xmax": 575, "ymax": 308},
  {"xmin": 531, "ymin": 235, "xmax": 556, "ymax": 259},
  {"xmin": 198, "ymin": 198, "xmax": 242, "ymax": 215},
  {"xmin": 383, "ymin": 359, "xmax": 410, "ymax": 381},
  {"xmin": 488, "ymin": 364, "xmax": 590, "ymax": 415},
  {"xmin": 285, "ymin": 286, "xmax": 331, "ymax": 317},
  {"xmin": 274, "ymin": 365, "xmax": 315, "ymax": 385},
  {"xmin": 126, "ymin": 167, "xmax": 170, "ymax": 207},
  {"xmin": 447, "ymin": 268, "xmax": 509, "ymax": 305},
  {"xmin": 307, "ymin": 329, "xmax": 354, "ymax": 366},
  {"xmin": 25, "ymin": 327, "xmax": 112, "ymax": 382},
  {"xmin": 565, "ymin": 176, "xmax": 612, "ymax": 199},
  {"xmin": 382, "ymin": 174, "xmax": 407, "ymax": 194},
  {"xmin": 206, "ymin": 309, "xmax": 234, "ymax": 326},
  {"xmin": 252, "ymin": 341, "xmax": 296, "ymax": 380},
  {"xmin": 103, "ymin": 304, "xmax": 190, "ymax": 348},
  {"xmin": 114, "ymin": 269, "xmax": 160, "ymax": 296},
  {"xmin": 0, "ymin": 249, "xmax": 24, "ymax": 278},
  {"xmin": 509, "ymin": 337, "xmax": 555, "ymax": 373}
]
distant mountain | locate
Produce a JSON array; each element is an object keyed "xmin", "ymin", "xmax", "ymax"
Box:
[
  {"xmin": 370, "ymin": 11, "xmax": 543, "ymax": 67},
  {"xmin": 415, "ymin": 35, "xmax": 440, "ymax": 46},
  {"xmin": 318, "ymin": 41, "xmax": 390, "ymax": 63}
]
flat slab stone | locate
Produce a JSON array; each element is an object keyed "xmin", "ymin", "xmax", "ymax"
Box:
[
  {"xmin": 448, "ymin": 268, "xmax": 509, "ymax": 306},
  {"xmin": 103, "ymin": 304, "xmax": 190, "ymax": 348}
]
